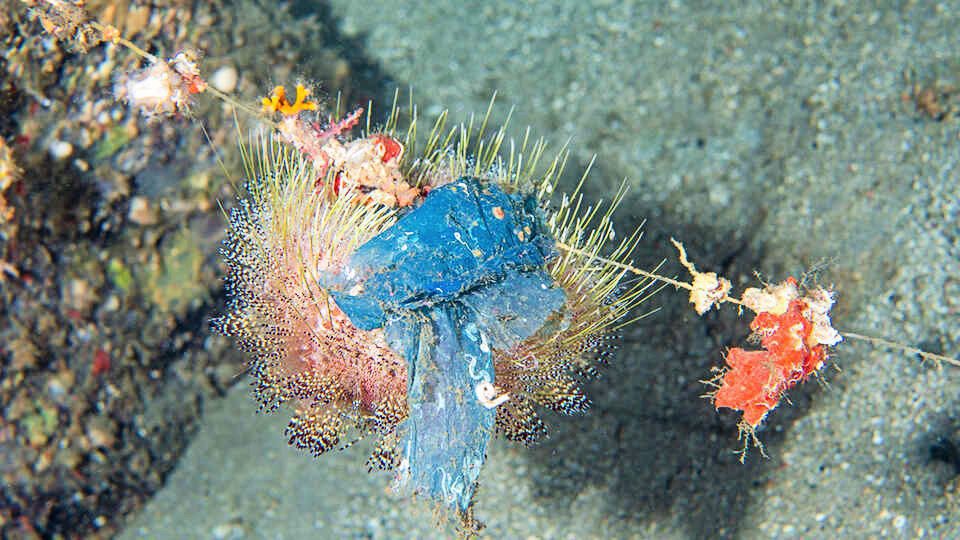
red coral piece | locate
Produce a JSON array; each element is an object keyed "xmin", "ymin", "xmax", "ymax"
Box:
[
  {"xmin": 713, "ymin": 295, "xmax": 828, "ymax": 427},
  {"xmin": 184, "ymin": 73, "xmax": 207, "ymax": 95},
  {"xmin": 92, "ymin": 349, "xmax": 111, "ymax": 377},
  {"xmin": 370, "ymin": 134, "xmax": 402, "ymax": 163}
]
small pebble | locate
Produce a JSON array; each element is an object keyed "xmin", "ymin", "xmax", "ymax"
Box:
[
  {"xmin": 48, "ymin": 139, "xmax": 73, "ymax": 160},
  {"xmin": 211, "ymin": 522, "xmax": 246, "ymax": 540},
  {"xmin": 210, "ymin": 66, "xmax": 238, "ymax": 94},
  {"xmin": 128, "ymin": 196, "xmax": 159, "ymax": 226},
  {"xmin": 85, "ymin": 416, "xmax": 117, "ymax": 448},
  {"xmin": 64, "ymin": 278, "xmax": 96, "ymax": 315}
]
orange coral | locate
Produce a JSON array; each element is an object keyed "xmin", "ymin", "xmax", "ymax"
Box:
[
  {"xmin": 261, "ymin": 84, "xmax": 318, "ymax": 116},
  {"xmin": 712, "ymin": 278, "xmax": 840, "ymax": 427}
]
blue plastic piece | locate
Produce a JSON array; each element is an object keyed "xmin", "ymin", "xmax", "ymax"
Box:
[{"xmin": 319, "ymin": 177, "xmax": 565, "ymax": 514}]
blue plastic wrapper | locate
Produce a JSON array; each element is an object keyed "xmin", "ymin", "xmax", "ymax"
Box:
[{"xmin": 320, "ymin": 177, "xmax": 566, "ymax": 514}]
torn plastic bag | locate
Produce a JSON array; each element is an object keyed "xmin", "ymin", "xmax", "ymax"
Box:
[{"xmin": 319, "ymin": 177, "xmax": 566, "ymax": 514}]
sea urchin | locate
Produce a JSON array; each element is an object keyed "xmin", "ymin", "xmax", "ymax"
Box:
[{"xmin": 213, "ymin": 100, "xmax": 659, "ymax": 530}]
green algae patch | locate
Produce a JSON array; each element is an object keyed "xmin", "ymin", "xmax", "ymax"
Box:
[
  {"xmin": 107, "ymin": 258, "xmax": 134, "ymax": 293},
  {"xmin": 140, "ymin": 227, "xmax": 210, "ymax": 316},
  {"xmin": 94, "ymin": 124, "xmax": 136, "ymax": 161},
  {"xmin": 20, "ymin": 399, "xmax": 60, "ymax": 449}
]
